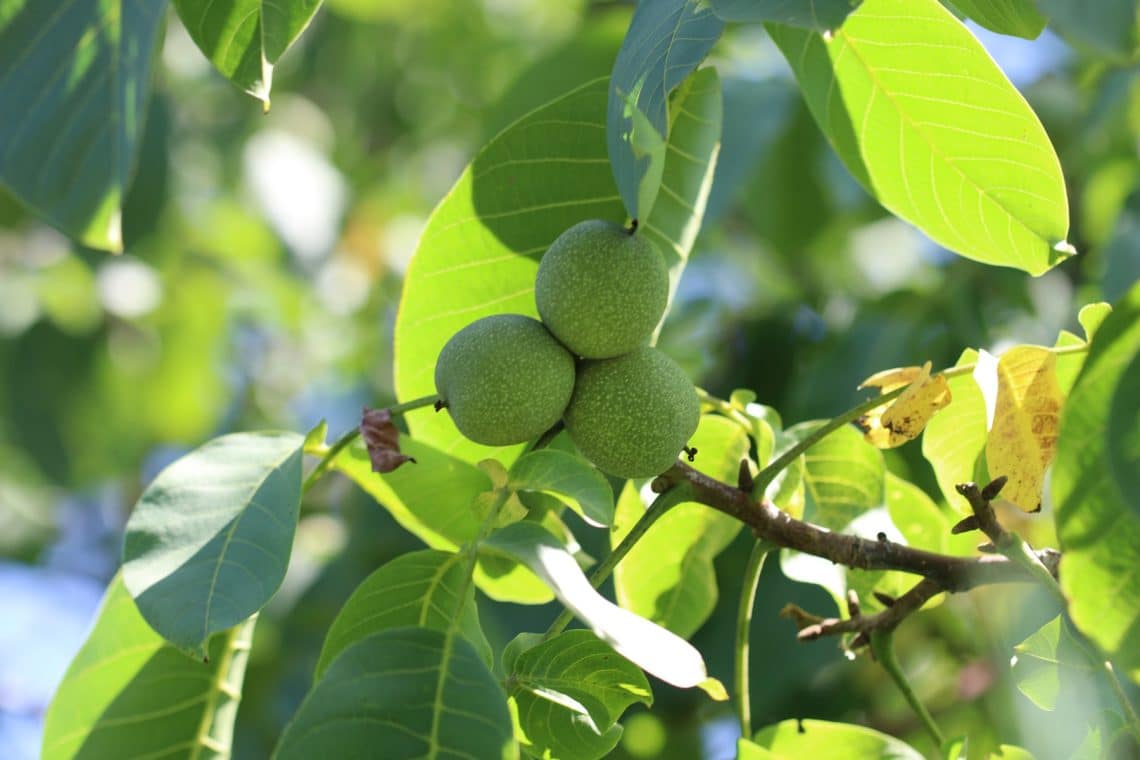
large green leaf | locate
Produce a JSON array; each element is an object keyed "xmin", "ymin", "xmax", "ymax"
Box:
[
  {"xmin": 42, "ymin": 575, "xmax": 254, "ymax": 760},
  {"xmin": 923, "ymin": 349, "xmax": 988, "ymax": 514},
  {"xmin": 1052, "ymin": 283, "xmax": 1140, "ymax": 681},
  {"xmin": 483, "ymin": 522, "xmax": 717, "ymax": 693},
  {"xmin": 276, "ymin": 627, "xmax": 517, "ymax": 759},
  {"xmin": 0, "ymin": 0, "xmax": 166, "ymax": 251},
  {"xmin": 315, "ymin": 549, "xmax": 493, "ymax": 680},
  {"xmin": 122, "ymin": 431, "xmax": 303, "ymax": 656},
  {"xmin": 612, "ymin": 415, "xmax": 749, "ymax": 638},
  {"xmin": 947, "ymin": 0, "xmax": 1047, "ymax": 39},
  {"xmin": 395, "ymin": 72, "xmax": 720, "ymax": 465},
  {"xmin": 172, "ymin": 0, "xmax": 323, "ymax": 106},
  {"xmin": 710, "ymin": 0, "xmax": 856, "ymax": 30},
  {"xmin": 505, "ymin": 630, "xmax": 652, "ymax": 760},
  {"xmin": 1038, "ymin": 0, "xmax": 1139, "ymax": 59},
  {"xmin": 606, "ymin": 0, "xmax": 723, "ymax": 219},
  {"xmin": 740, "ymin": 718, "xmax": 924, "ymax": 759},
  {"xmin": 768, "ymin": 0, "xmax": 1071, "ymax": 274},
  {"xmin": 509, "ymin": 450, "xmax": 614, "ymax": 527},
  {"xmin": 799, "ymin": 422, "xmax": 885, "ymax": 530}
]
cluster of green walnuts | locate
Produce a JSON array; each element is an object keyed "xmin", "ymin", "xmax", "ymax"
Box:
[{"xmin": 433, "ymin": 219, "xmax": 700, "ymax": 479}]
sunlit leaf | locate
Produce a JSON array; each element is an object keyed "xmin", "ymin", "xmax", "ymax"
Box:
[
  {"xmin": 506, "ymin": 630, "xmax": 652, "ymax": 760},
  {"xmin": 986, "ymin": 346, "xmax": 1063, "ymax": 511},
  {"xmin": 799, "ymin": 422, "xmax": 885, "ymax": 530},
  {"xmin": 509, "ymin": 450, "xmax": 614, "ymax": 527},
  {"xmin": 612, "ymin": 415, "xmax": 750, "ymax": 638},
  {"xmin": 606, "ymin": 0, "xmax": 723, "ymax": 219},
  {"xmin": 0, "ymin": 1, "xmax": 166, "ymax": 251},
  {"xmin": 42, "ymin": 575, "xmax": 254, "ymax": 760},
  {"xmin": 1053, "ymin": 283, "xmax": 1140, "ymax": 681},
  {"xmin": 277, "ymin": 627, "xmax": 517, "ymax": 759},
  {"xmin": 946, "ymin": 0, "xmax": 1047, "ymax": 39},
  {"xmin": 315, "ymin": 550, "xmax": 492, "ymax": 680},
  {"xmin": 923, "ymin": 349, "xmax": 988, "ymax": 514},
  {"xmin": 710, "ymin": 0, "xmax": 856, "ymax": 30},
  {"xmin": 172, "ymin": 0, "xmax": 323, "ymax": 106},
  {"xmin": 395, "ymin": 73, "xmax": 719, "ymax": 465},
  {"xmin": 1078, "ymin": 302, "xmax": 1112, "ymax": 343},
  {"xmin": 122, "ymin": 431, "xmax": 303, "ymax": 656},
  {"xmin": 483, "ymin": 522, "xmax": 719, "ymax": 693},
  {"xmin": 768, "ymin": 0, "xmax": 1071, "ymax": 274},
  {"xmin": 740, "ymin": 718, "xmax": 924, "ymax": 759}
]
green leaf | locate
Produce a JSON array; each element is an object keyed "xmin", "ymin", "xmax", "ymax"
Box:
[
  {"xmin": 42, "ymin": 575, "xmax": 254, "ymax": 760},
  {"xmin": 122, "ymin": 431, "xmax": 303, "ymax": 656},
  {"xmin": 1010, "ymin": 615, "xmax": 1094, "ymax": 711},
  {"xmin": 740, "ymin": 718, "xmax": 924, "ymax": 759},
  {"xmin": 1107, "ymin": 351, "xmax": 1140, "ymax": 509},
  {"xmin": 612, "ymin": 415, "xmax": 750, "ymax": 637},
  {"xmin": 946, "ymin": 0, "xmax": 1047, "ymax": 39},
  {"xmin": 710, "ymin": 0, "xmax": 857, "ymax": 30},
  {"xmin": 172, "ymin": 0, "xmax": 323, "ymax": 106},
  {"xmin": 276, "ymin": 627, "xmax": 517, "ymax": 759},
  {"xmin": 1053, "ymin": 283, "xmax": 1140, "ymax": 681},
  {"xmin": 0, "ymin": 1, "xmax": 166, "ymax": 251},
  {"xmin": 333, "ymin": 438, "xmax": 489, "ymax": 550},
  {"xmin": 1078, "ymin": 302, "xmax": 1112, "ymax": 343},
  {"xmin": 923, "ymin": 349, "xmax": 988, "ymax": 514},
  {"xmin": 886, "ymin": 472, "xmax": 948, "ymax": 554},
  {"xmin": 506, "ymin": 630, "xmax": 652, "ymax": 760},
  {"xmin": 799, "ymin": 422, "xmax": 885, "ymax": 530},
  {"xmin": 768, "ymin": 0, "xmax": 1071, "ymax": 275},
  {"xmin": 315, "ymin": 550, "xmax": 493, "ymax": 680},
  {"xmin": 606, "ymin": 0, "xmax": 723, "ymax": 219},
  {"xmin": 483, "ymin": 521, "xmax": 715, "ymax": 692},
  {"xmin": 1037, "ymin": 0, "xmax": 1139, "ymax": 59},
  {"xmin": 509, "ymin": 450, "xmax": 615, "ymax": 527},
  {"xmin": 395, "ymin": 74, "xmax": 720, "ymax": 465}
]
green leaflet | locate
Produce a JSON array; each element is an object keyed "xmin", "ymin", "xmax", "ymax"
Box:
[
  {"xmin": 606, "ymin": 0, "xmax": 723, "ymax": 219},
  {"xmin": 710, "ymin": 0, "xmax": 856, "ymax": 30},
  {"xmin": 769, "ymin": 0, "xmax": 1071, "ymax": 274},
  {"xmin": 172, "ymin": 0, "xmax": 323, "ymax": 105},
  {"xmin": 42, "ymin": 575, "xmax": 254, "ymax": 760},
  {"xmin": 505, "ymin": 630, "xmax": 652, "ymax": 760},
  {"xmin": 315, "ymin": 549, "xmax": 493, "ymax": 679},
  {"xmin": 1053, "ymin": 283, "xmax": 1140, "ymax": 681},
  {"xmin": 947, "ymin": 0, "xmax": 1047, "ymax": 40},
  {"xmin": 276, "ymin": 627, "xmax": 517, "ymax": 759},
  {"xmin": 509, "ymin": 449, "xmax": 615, "ymax": 527},
  {"xmin": 122, "ymin": 431, "xmax": 303, "ymax": 656},
  {"xmin": 922, "ymin": 349, "xmax": 987, "ymax": 514},
  {"xmin": 0, "ymin": 0, "xmax": 166, "ymax": 251}
]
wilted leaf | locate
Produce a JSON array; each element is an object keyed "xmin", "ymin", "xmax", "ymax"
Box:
[
  {"xmin": 361, "ymin": 407, "xmax": 416, "ymax": 473},
  {"xmin": 858, "ymin": 362, "xmax": 952, "ymax": 448}
]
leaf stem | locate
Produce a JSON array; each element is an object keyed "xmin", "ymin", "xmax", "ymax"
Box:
[
  {"xmin": 542, "ymin": 483, "xmax": 692, "ymax": 640},
  {"xmin": 301, "ymin": 394, "xmax": 438, "ymax": 492},
  {"xmin": 735, "ymin": 540, "xmax": 773, "ymax": 739},
  {"xmin": 870, "ymin": 630, "xmax": 945, "ymax": 747}
]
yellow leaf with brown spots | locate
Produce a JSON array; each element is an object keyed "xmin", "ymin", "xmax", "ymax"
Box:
[
  {"xmin": 985, "ymin": 346, "xmax": 1064, "ymax": 511},
  {"xmin": 858, "ymin": 362, "xmax": 952, "ymax": 449}
]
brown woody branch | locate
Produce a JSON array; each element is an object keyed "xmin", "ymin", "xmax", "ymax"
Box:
[{"xmin": 656, "ymin": 462, "xmax": 1060, "ymax": 593}]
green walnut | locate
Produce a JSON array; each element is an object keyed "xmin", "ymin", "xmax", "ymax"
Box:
[
  {"xmin": 563, "ymin": 346, "xmax": 699, "ymax": 478},
  {"xmin": 434, "ymin": 314, "xmax": 576, "ymax": 446},
  {"xmin": 535, "ymin": 219, "xmax": 669, "ymax": 359}
]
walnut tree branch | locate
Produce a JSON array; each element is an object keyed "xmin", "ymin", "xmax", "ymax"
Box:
[{"xmin": 655, "ymin": 461, "xmax": 1060, "ymax": 593}]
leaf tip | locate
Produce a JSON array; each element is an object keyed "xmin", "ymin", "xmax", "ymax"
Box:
[{"xmin": 698, "ymin": 677, "xmax": 728, "ymax": 701}]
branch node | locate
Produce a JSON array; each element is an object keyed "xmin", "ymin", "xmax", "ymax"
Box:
[
  {"xmin": 650, "ymin": 475, "xmax": 672, "ymax": 494},
  {"xmin": 433, "ymin": 399, "xmax": 447, "ymax": 412},
  {"xmin": 977, "ymin": 542, "xmax": 998, "ymax": 554},
  {"xmin": 872, "ymin": 591, "xmax": 897, "ymax": 608},
  {"xmin": 981, "ymin": 475, "xmax": 1008, "ymax": 501},
  {"xmin": 846, "ymin": 589, "xmax": 861, "ymax": 618}
]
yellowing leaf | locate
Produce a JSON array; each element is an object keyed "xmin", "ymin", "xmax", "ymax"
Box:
[
  {"xmin": 986, "ymin": 346, "xmax": 1064, "ymax": 511},
  {"xmin": 858, "ymin": 362, "xmax": 952, "ymax": 449}
]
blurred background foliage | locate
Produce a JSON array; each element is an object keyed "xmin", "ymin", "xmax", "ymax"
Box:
[{"xmin": 0, "ymin": 2, "xmax": 1137, "ymax": 758}]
